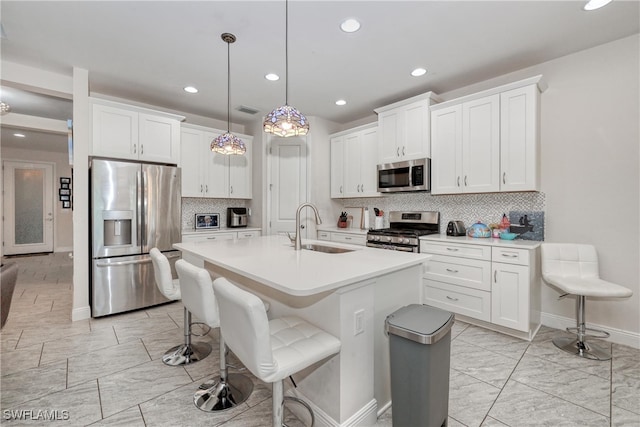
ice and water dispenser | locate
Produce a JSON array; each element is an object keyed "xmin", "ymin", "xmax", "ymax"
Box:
[{"xmin": 102, "ymin": 210, "xmax": 133, "ymax": 247}]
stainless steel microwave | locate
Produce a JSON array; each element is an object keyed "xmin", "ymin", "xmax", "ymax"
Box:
[{"xmin": 377, "ymin": 158, "xmax": 430, "ymax": 192}]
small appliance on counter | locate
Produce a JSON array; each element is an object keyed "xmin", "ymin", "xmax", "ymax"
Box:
[
  {"xmin": 227, "ymin": 207, "xmax": 248, "ymax": 228},
  {"xmin": 446, "ymin": 221, "xmax": 466, "ymax": 236},
  {"xmin": 467, "ymin": 222, "xmax": 491, "ymax": 238}
]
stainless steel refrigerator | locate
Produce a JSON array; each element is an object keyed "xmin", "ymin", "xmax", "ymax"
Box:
[{"xmin": 90, "ymin": 158, "xmax": 181, "ymax": 317}]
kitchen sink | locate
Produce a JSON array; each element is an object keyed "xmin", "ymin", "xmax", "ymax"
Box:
[{"xmin": 301, "ymin": 244, "xmax": 355, "ymax": 254}]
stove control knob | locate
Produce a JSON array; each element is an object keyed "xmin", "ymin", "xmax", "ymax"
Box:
[
  {"xmin": 385, "ymin": 236, "xmax": 392, "ymax": 242},
  {"xmin": 402, "ymin": 238, "xmax": 409, "ymax": 244}
]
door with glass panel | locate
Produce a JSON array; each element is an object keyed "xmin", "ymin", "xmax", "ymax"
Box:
[{"xmin": 3, "ymin": 161, "xmax": 54, "ymax": 255}]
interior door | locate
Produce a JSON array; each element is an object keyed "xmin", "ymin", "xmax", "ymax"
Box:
[
  {"xmin": 3, "ymin": 161, "xmax": 54, "ymax": 255},
  {"xmin": 268, "ymin": 136, "xmax": 308, "ymax": 236}
]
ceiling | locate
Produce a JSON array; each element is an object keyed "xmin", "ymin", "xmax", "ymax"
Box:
[{"xmin": 1, "ymin": 1, "xmax": 639, "ymax": 151}]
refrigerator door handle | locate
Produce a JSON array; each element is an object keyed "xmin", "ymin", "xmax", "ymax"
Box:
[
  {"xmin": 138, "ymin": 169, "xmax": 145, "ymax": 248},
  {"xmin": 96, "ymin": 258, "xmax": 153, "ymax": 267}
]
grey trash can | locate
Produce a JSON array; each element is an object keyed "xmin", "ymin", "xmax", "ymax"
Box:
[{"xmin": 385, "ymin": 304, "xmax": 454, "ymax": 427}]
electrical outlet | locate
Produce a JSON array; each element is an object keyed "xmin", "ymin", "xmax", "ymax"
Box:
[{"xmin": 354, "ymin": 309, "xmax": 364, "ymax": 336}]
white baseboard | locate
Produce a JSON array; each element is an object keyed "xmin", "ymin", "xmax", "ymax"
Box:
[
  {"xmin": 541, "ymin": 311, "xmax": 640, "ymax": 349},
  {"xmin": 285, "ymin": 389, "xmax": 377, "ymax": 427},
  {"xmin": 55, "ymin": 246, "xmax": 73, "ymax": 253},
  {"xmin": 72, "ymin": 306, "xmax": 91, "ymax": 321}
]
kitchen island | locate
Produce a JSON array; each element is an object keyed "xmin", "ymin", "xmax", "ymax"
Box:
[{"xmin": 175, "ymin": 235, "xmax": 429, "ymax": 426}]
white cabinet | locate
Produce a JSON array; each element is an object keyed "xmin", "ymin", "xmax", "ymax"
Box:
[
  {"xmin": 430, "ymin": 76, "xmax": 544, "ymax": 195},
  {"xmin": 91, "ymin": 99, "xmax": 183, "ymax": 164},
  {"xmin": 431, "ymin": 94, "xmax": 500, "ymax": 194},
  {"xmin": 421, "ymin": 239, "xmax": 540, "ymax": 339},
  {"xmin": 180, "ymin": 124, "xmax": 252, "ymax": 199},
  {"xmin": 182, "ymin": 229, "xmax": 261, "ymax": 243},
  {"xmin": 375, "ymin": 92, "xmax": 439, "ymax": 163},
  {"xmin": 330, "ymin": 123, "xmax": 379, "ymax": 198},
  {"xmin": 317, "ymin": 229, "xmax": 367, "ymax": 246}
]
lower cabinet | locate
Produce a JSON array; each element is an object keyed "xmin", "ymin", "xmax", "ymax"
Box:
[
  {"xmin": 317, "ymin": 230, "xmax": 367, "ymax": 246},
  {"xmin": 182, "ymin": 229, "xmax": 261, "ymax": 243},
  {"xmin": 421, "ymin": 240, "xmax": 539, "ymax": 339}
]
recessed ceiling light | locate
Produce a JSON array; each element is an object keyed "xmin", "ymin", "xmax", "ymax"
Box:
[
  {"xmin": 13, "ymin": 133, "xmax": 26, "ymax": 138},
  {"xmin": 340, "ymin": 18, "xmax": 361, "ymax": 33},
  {"xmin": 183, "ymin": 86, "xmax": 198, "ymax": 93},
  {"xmin": 411, "ymin": 68, "xmax": 427, "ymax": 77},
  {"xmin": 265, "ymin": 73, "xmax": 280, "ymax": 81},
  {"xmin": 335, "ymin": 99, "xmax": 347, "ymax": 106},
  {"xmin": 584, "ymin": 0, "xmax": 612, "ymax": 10}
]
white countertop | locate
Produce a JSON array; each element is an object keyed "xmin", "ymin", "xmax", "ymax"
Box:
[
  {"xmin": 182, "ymin": 227, "xmax": 261, "ymax": 236},
  {"xmin": 174, "ymin": 235, "xmax": 429, "ymax": 296},
  {"xmin": 316, "ymin": 225, "xmax": 369, "ymax": 235},
  {"xmin": 421, "ymin": 234, "xmax": 541, "ymax": 249}
]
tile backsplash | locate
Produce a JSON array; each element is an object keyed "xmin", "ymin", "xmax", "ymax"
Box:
[
  {"xmin": 181, "ymin": 198, "xmax": 249, "ymax": 230},
  {"xmin": 339, "ymin": 191, "xmax": 546, "ymax": 236}
]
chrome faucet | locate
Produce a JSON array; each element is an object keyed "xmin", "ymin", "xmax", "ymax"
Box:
[{"xmin": 293, "ymin": 203, "xmax": 323, "ymax": 250}]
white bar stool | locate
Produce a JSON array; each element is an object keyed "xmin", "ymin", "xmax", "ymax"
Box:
[
  {"xmin": 212, "ymin": 277, "xmax": 341, "ymax": 427},
  {"xmin": 175, "ymin": 260, "xmax": 254, "ymax": 411},
  {"xmin": 541, "ymin": 243, "xmax": 633, "ymax": 361},
  {"xmin": 150, "ymin": 248, "xmax": 211, "ymax": 366}
]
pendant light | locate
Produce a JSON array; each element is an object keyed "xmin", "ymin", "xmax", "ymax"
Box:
[
  {"xmin": 211, "ymin": 33, "xmax": 246, "ymax": 155},
  {"xmin": 0, "ymin": 101, "xmax": 11, "ymax": 114},
  {"xmin": 263, "ymin": 0, "xmax": 309, "ymax": 137}
]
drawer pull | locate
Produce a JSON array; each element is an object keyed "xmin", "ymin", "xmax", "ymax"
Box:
[
  {"xmin": 207, "ymin": 237, "xmax": 218, "ymax": 240},
  {"xmin": 501, "ymin": 253, "xmax": 518, "ymax": 258},
  {"xmin": 445, "ymin": 268, "xmax": 459, "ymax": 273},
  {"xmin": 446, "ymin": 247, "xmax": 459, "ymax": 252},
  {"xmin": 345, "ymin": 237, "xmax": 352, "ymax": 240},
  {"xmin": 446, "ymin": 295, "xmax": 459, "ymax": 302}
]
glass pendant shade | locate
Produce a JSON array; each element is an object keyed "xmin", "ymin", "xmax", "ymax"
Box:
[
  {"xmin": 263, "ymin": 104, "xmax": 309, "ymax": 137},
  {"xmin": 263, "ymin": 0, "xmax": 309, "ymax": 137},
  {"xmin": 211, "ymin": 32, "xmax": 246, "ymax": 156},
  {"xmin": 0, "ymin": 101, "xmax": 11, "ymax": 114}
]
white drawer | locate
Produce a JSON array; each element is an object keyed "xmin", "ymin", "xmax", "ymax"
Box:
[
  {"xmin": 182, "ymin": 232, "xmax": 235, "ymax": 242},
  {"xmin": 421, "ymin": 241, "xmax": 491, "ymax": 261},
  {"xmin": 237, "ymin": 230, "xmax": 260, "ymax": 239},
  {"xmin": 423, "ymin": 255, "xmax": 491, "ymax": 291},
  {"xmin": 492, "ymin": 247, "xmax": 530, "ymax": 266},
  {"xmin": 423, "ymin": 280, "xmax": 491, "ymax": 322},
  {"xmin": 331, "ymin": 233, "xmax": 366, "ymax": 246},
  {"xmin": 317, "ymin": 231, "xmax": 331, "ymax": 241}
]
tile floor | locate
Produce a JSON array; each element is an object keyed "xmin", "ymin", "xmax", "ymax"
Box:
[{"xmin": 1, "ymin": 252, "xmax": 639, "ymax": 426}]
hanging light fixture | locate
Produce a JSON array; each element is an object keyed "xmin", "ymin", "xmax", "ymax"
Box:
[
  {"xmin": 0, "ymin": 101, "xmax": 11, "ymax": 114},
  {"xmin": 211, "ymin": 33, "xmax": 246, "ymax": 155},
  {"xmin": 263, "ymin": 0, "xmax": 309, "ymax": 137}
]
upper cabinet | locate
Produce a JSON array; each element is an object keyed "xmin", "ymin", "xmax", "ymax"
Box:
[
  {"xmin": 375, "ymin": 92, "xmax": 440, "ymax": 164},
  {"xmin": 180, "ymin": 124, "xmax": 252, "ymax": 199},
  {"xmin": 330, "ymin": 123, "xmax": 380, "ymax": 199},
  {"xmin": 91, "ymin": 98, "xmax": 184, "ymax": 164},
  {"xmin": 430, "ymin": 76, "xmax": 545, "ymax": 195}
]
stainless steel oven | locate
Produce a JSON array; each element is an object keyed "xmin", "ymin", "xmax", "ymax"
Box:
[
  {"xmin": 366, "ymin": 211, "xmax": 439, "ymax": 252},
  {"xmin": 377, "ymin": 158, "xmax": 430, "ymax": 193}
]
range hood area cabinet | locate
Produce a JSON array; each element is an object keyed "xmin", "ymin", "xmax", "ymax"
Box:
[
  {"xmin": 430, "ymin": 76, "xmax": 545, "ymax": 195},
  {"xmin": 375, "ymin": 91, "xmax": 441, "ymax": 163},
  {"xmin": 180, "ymin": 124, "xmax": 253, "ymax": 199},
  {"xmin": 330, "ymin": 123, "xmax": 380, "ymax": 198},
  {"xmin": 91, "ymin": 98, "xmax": 184, "ymax": 164}
]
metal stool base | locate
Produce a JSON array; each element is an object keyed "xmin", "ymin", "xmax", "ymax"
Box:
[
  {"xmin": 162, "ymin": 342, "xmax": 212, "ymax": 366},
  {"xmin": 193, "ymin": 373, "xmax": 254, "ymax": 412},
  {"xmin": 553, "ymin": 336, "xmax": 611, "ymax": 361}
]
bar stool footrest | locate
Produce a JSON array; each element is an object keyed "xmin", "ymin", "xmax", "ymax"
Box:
[{"xmin": 552, "ymin": 336, "xmax": 611, "ymax": 361}]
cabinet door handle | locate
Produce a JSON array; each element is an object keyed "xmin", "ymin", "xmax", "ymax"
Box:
[
  {"xmin": 397, "ymin": 147, "xmax": 400, "ymax": 157},
  {"xmin": 503, "ymin": 172, "xmax": 506, "ymax": 184},
  {"xmin": 205, "ymin": 185, "xmax": 208, "ymax": 193},
  {"xmin": 133, "ymin": 144, "xmax": 137, "ymax": 154},
  {"xmin": 494, "ymin": 270, "xmax": 498, "ymax": 282},
  {"xmin": 141, "ymin": 144, "xmax": 144, "ymax": 155},
  {"xmin": 464, "ymin": 176, "xmax": 468, "ymax": 186},
  {"xmin": 200, "ymin": 184, "xmax": 203, "ymax": 193},
  {"xmin": 457, "ymin": 176, "xmax": 460, "ymax": 187},
  {"xmin": 446, "ymin": 268, "xmax": 459, "ymax": 273},
  {"xmin": 446, "ymin": 247, "xmax": 459, "ymax": 252},
  {"xmin": 230, "ymin": 186, "xmax": 233, "ymax": 194},
  {"xmin": 402, "ymin": 146, "xmax": 405, "ymax": 156},
  {"xmin": 446, "ymin": 295, "xmax": 459, "ymax": 302},
  {"xmin": 340, "ymin": 185, "xmax": 343, "ymax": 194},
  {"xmin": 361, "ymin": 184, "xmax": 364, "ymax": 192}
]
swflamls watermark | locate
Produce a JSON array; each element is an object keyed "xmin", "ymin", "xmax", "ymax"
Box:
[{"xmin": 3, "ymin": 409, "xmax": 70, "ymax": 421}]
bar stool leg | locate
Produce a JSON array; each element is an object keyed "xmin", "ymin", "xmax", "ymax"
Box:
[
  {"xmin": 162, "ymin": 307, "xmax": 212, "ymax": 366},
  {"xmin": 193, "ymin": 336, "xmax": 254, "ymax": 411}
]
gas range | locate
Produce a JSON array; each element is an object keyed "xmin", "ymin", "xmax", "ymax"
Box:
[{"xmin": 367, "ymin": 211, "xmax": 440, "ymax": 252}]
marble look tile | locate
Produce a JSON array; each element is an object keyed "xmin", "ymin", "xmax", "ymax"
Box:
[
  {"xmin": 139, "ymin": 380, "xmax": 251, "ymax": 426},
  {"xmin": 526, "ymin": 327, "xmax": 611, "ymax": 380},
  {"xmin": 40, "ymin": 327, "xmax": 119, "ymax": 366},
  {"xmin": 489, "ymin": 380, "xmax": 610, "ymax": 426},
  {"xmin": 145, "ymin": 301, "xmax": 183, "ymax": 318},
  {"xmin": 0, "ymin": 360, "xmax": 67, "ymax": 407},
  {"xmin": 0, "ymin": 342, "xmax": 43, "ymax": 376},
  {"xmin": 112, "ymin": 315, "xmax": 179, "ymax": 343},
  {"xmin": 139, "ymin": 328, "xmax": 186, "ymax": 361},
  {"xmin": 446, "ymin": 417, "xmax": 466, "ymax": 427},
  {"xmin": 455, "ymin": 324, "xmax": 530, "ymax": 360},
  {"xmin": 1, "ymin": 381, "xmax": 101, "ymax": 426},
  {"xmin": 448, "ymin": 369, "xmax": 501, "ymax": 427},
  {"xmin": 511, "ymin": 353, "xmax": 610, "ymax": 416},
  {"xmin": 229, "ymin": 398, "xmax": 306, "ymax": 427},
  {"xmin": 87, "ymin": 406, "xmax": 145, "ymax": 427},
  {"xmin": 612, "ymin": 405, "xmax": 640, "ymax": 427},
  {"xmin": 612, "ymin": 343, "xmax": 640, "ymax": 381},
  {"xmin": 450, "ymin": 339, "xmax": 518, "ymax": 387},
  {"xmin": 1, "ymin": 329, "xmax": 23, "ymax": 352},
  {"xmin": 480, "ymin": 416, "xmax": 509, "ymax": 426},
  {"xmin": 67, "ymin": 340, "xmax": 151, "ymax": 387},
  {"xmin": 89, "ymin": 310, "xmax": 151, "ymax": 331},
  {"xmin": 16, "ymin": 320, "xmax": 90, "ymax": 349},
  {"xmin": 450, "ymin": 319, "xmax": 470, "ymax": 339},
  {"xmin": 98, "ymin": 358, "xmax": 193, "ymax": 418},
  {"xmin": 612, "ymin": 372, "xmax": 640, "ymax": 415}
]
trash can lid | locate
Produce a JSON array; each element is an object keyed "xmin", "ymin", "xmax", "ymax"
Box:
[{"xmin": 385, "ymin": 304, "xmax": 454, "ymax": 344}]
